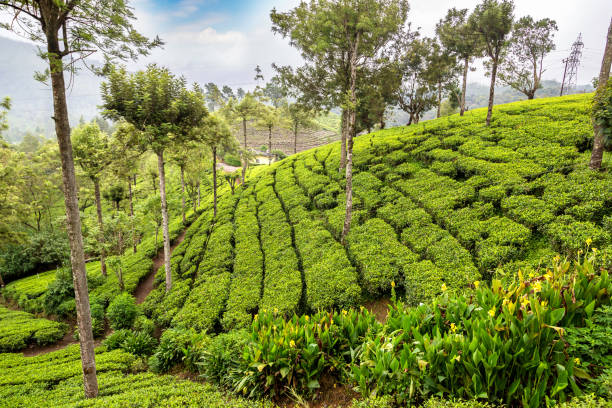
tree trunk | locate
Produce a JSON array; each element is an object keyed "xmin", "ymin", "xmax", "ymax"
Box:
[
  {"xmin": 437, "ymin": 80, "xmax": 442, "ymax": 118},
  {"xmin": 268, "ymin": 127, "xmax": 272, "ymax": 165},
  {"xmin": 339, "ymin": 109, "xmax": 347, "ymax": 172},
  {"xmin": 128, "ymin": 178, "xmax": 136, "ymax": 253},
  {"xmin": 93, "ymin": 178, "xmax": 107, "ymax": 277},
  {"xmin": 180, "ymin": 166, "xmax": 186, "ymax": 224},
  {"xmin": 197, "ymin": 181, "xmax": 201, "ymax": 207},
  {"xmin": 294, "ymin": 126, "xmax": 298, "ymax": 154},
  {"xmin": 341, "ymin": 36, "xmax": 359, "ymax": 245},
  {"xmin": 157, "ymin": 151, "xmax": 172, "ymax": 292},
  {"xmin": 212, "ymin": 146, "xmax": 217, "ymax": 218},
  {"xmin": 486, "ymin": 57, "xmax": 498, "ymax": 126},
  {"xmin": 461, "ymin": 57, "xmax": 468, "ymax": 116},
  {"xmin": 241, "ymin": 118, "xmax": 248, "ymax": 181},
  {"xmin": 590, "ymin": 17, "xmax": 612, "ymax": 170},
  {"xmin": 0, "ymin": 271, "xmax": 5, "ymax": 288},
  {"xmin": 47, "ymin": 31, "xmax": 98, "ymax": 398}
]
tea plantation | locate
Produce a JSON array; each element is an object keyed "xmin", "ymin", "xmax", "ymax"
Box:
[{"xmin": 144, "ymin": 94, "xmax": 611, "ymax": 333}]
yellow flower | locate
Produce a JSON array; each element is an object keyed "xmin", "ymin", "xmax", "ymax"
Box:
[
  {"xmin": 254, "ymin": 314, "xmax": 258, "ymax": 320},
  {"xmin": 342, "ymin": 309, "xmax": 348, "ymax": 316},
  {"xmin": 574, "ymin": 357, "xmax": 581, "ymax": 366},
  {"xmin": 533, "ymin": 281, "xmax": 542, "ymax": 293},
  {"xmin": 441, "ymin": 283, "xmax": 448, "ymax": 292},
  {"xmin": 391, "ymin": 280, "xmax": 396, "ymax": 288},
  {"xmin": 450, "ymin": 323, "xmax": 457, "ymax": 333},
  {"xmin": 528, "ymin": 272, "xmax": 535, "ymax": 279},
  {"xmin": 360, "ymin": 306, "xmax": 365, "ymax": 312},
  {"xmin": 544, "ymin": 271, "xmax": 553, "ymax": 281},
  {"xmin": 521, "ymin": 296, "xmax": 530, "ymax": 309},
  {"xmin": 541, "ymin": 300, "xmax": 548, "ymax": 308},
  {"xmin": 507, "ymin": 301, "xmax": 516, "ymax": 314},
  {"xmin": 274, "ymin": 307, "xmax": 278, "ymax": 314},
  {"xmin": 304, "ymin": 315, "xmax": 309, "ymax": 321},
  {"xmin": 452, "ymin": 355, "xmax": 461, "ymax": 362},
  {"xmin": 518, "ymin": 269, "xmax": 524, "ymax": 282},
  {"xmin": 290, "ymin": 340, "xmax": 296, "ymax": 348},
  {"xmin": 488, "ymin": 307, "xmax": 496, "ymax": 318},
  {"xmin": 586, "ymin": 238, "xmax": 592, "ymax": 246},
  {"xmin": 473, "ymin": 281, "xmax": 480, "ymax": 289},
  {"xmin": 592, "ymin": 247, "xmax": 598, "ymax": 253}
]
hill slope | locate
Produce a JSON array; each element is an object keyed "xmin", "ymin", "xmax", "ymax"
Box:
[{"xmin": 144, "ymin": 94, "xmax": 611, "ymax": 333}]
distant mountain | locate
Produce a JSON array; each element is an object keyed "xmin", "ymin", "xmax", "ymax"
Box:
[{"xmin": 1, "ymin": 36, "xmax": 102, "ymax": 143}]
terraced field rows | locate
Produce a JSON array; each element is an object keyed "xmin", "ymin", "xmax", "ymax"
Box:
[{"xmin": 145, "ymin": 94, "xmax": 611, "ymax": 333}]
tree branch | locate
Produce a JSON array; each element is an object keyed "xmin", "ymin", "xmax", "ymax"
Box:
[{"xmin": 0, "ymin": 1, "xmax": 41, "ymax": 21}]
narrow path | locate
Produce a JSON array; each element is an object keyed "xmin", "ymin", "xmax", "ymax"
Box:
[
  {"xmin": 20, "ymin": 228, "xmax": 189, "ymax": 357},
  {"xmin": 136, "ymin": 229, "xmax": 187, "ymax": 304}
]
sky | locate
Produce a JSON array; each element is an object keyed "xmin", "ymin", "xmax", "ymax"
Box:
[
  {"xmin": 1, "ymin": 0, "xmax": 611, "ymax": 90},
  {"xmin": 122, "ymin": 0, "xmax": 611, "ymax": 90}
]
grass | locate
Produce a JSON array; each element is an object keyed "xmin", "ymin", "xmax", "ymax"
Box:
[{"xmin": 0, "ymin": 306, "xmax": 67, "ymax": 352}]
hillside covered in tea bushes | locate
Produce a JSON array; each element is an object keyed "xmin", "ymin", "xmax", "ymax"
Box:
[{"xmin": 144, "ymin": 93, "xmax": 612, "ymax": 334}]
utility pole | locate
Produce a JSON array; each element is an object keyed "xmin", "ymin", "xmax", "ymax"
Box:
[{"xmin": 560, "ymin": 33, "xmax": 584, "ymax": 96}]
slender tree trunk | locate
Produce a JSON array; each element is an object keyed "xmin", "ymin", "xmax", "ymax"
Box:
[
  {"xmin": 133, "ymin": 174, "xmax": 137, "ymax": 186},
  {"xmin": 197, "ymin": 181, "xmax": 201, "ymax": 207},
  {"xmin": 156, "ymin": 151, "xmax": 172, "ymax": 292},
  {"xmin": 212, "ymin": 146, "xmax": 217, "ymax": 218},
  {"xmin": 0, "ymin": 271, "xmax": 5, "ymax": 288},
  {"xmin": 180, "ymin": 166, "xmax": 186, "ymax": 224},
  {"xmin": 294, "ymin": 126, "xmax": 298, "ymax": 154},
  {"xmin": 93, "ymin": 178, "xmax": 107, "ymax": 277},
  {"xmin": 590, "ymin": 18, "xmax": 612, "ymax": 170},
  {"xmin": 268, "ymin": 127, "xmax": 272, "ymax": 165},
  {"xmin": 47, "ymin": 32, "xmax": 98, "ymax": 398},
  {"xmin": 242, "ymin": 118, "xmax": 248, "ymax": 181},
  {"xmin": 486, "ymin": 57, "xmax": 498, "ymax": 126},
  {"xmin": 461, "ymin": 57, "xmax": 468, "ymax": 116},
  {"xmin": 437, "ymin": 80, "xmax": 442, "ymax": 118},
  {"xmin": 341, "ymin": 36, "xmax": 359, "ymax": 245},
  {"xmin": 339, "ymin": 109, "xmax": 347, "ymax": 172},
  {"xmin": 128, "ymin": 178, "xmax": 136, "ymax": 253}
]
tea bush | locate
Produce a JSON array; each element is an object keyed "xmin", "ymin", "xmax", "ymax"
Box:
[
  {"xmin": 106, "ymin": 293, "xmax": 138, "ymax": 330},
  {"xmin": 0, "ymin": 305, "xmax": 67, "ymax": 352}
]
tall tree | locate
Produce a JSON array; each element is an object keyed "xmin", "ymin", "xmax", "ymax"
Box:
[
  {"xmin": 168, "ymin": 143, "xmax": 192, "ymax": 224},
  {"xmin": 255, "ymin": 105, "xmax": 283, "ymax": 164},
  {"xmin": 193, "ymin": 114, "xmax": 234, "ymax": 217},
  {"xmin": 436, "ymin": 8, "xmax": 484, "ymax": 116},
  {"xmin": 590, "ymin": 18, "xmax": 612, "ymax": 171},
  {"xmin": 101, "ymin": 65, "xmax": 207, "ymax": 292},
  {"xmin": 230, "ymin": 93, "xmax": 260, "ymax": 180},
  {"xmin": 271, "ymin": 0, "xmax": 409, "ymax": 244},
  {"xmin": 286, "ymin": 102, "xmax": 316, "ymax": 154},
  {"xmin": 398, "ymin": 38, "xmax": 437, "ymax": 125},
  {"xmin": 264, "ymin": 76, "xmax": 287, "ymax": 108},
  {"xmin": 469, "ymin": 0, "xmax": 514, "ymax": 126},
  {"xmin": 498, "ymin": 16, "xmax": 558, "ymax": 99},
  {"xmin": 110, "ymin": 122, "xmax": 141, "ymax": 253},
  {"xmin": 425, "ymin": 40, "xmax": 460, "ymax": 118},
  {"xmin": 0, "ymin": 2, "xmax": 159, "ymax": 397},
  {"xmin": 205, "ymin": 83, "xmax": 223, "ymax": 112},
  {"xmin": 72, "ymin": 122, "xmax": 111, "ymax": 277},
  {"xmin": 356, "ymin": 62, "xmax": 403, "ymax": 133}
]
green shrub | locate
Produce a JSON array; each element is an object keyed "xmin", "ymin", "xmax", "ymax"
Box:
[
  {"xmin": 199, "ymin": 330, "xmax": 249, "ymax": 388},
  {"xmin": 90, "ymin": 301, "xmax": 105, "ymax": 337},
  {"xmin": 104, "ymin": 329, "xmax": 132, "ymax": 350},
  {"xmin": 133, "ymin": 315, "xmax": 155, "ymax": 336},
  {"xmin": 106, "ymin": 293, "xmax": 138, "ymax": 330},
  {"xmin": 149, "ymin": 328, "xmax": 201, "ymax": 374},
  {"xmin": 224, "ymin": 153, "xmax": 241, "ymax": 167},
  {"xmin": 121, "ymin": 331, "xmax": 158, "ymax": 356}
]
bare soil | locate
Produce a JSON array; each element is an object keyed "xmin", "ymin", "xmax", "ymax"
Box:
[
  {"xmin": 364, "ymin": 298, "xmax": 392, "ymax": 323},
  {"xmin": 135, "ymin": 230, "xmax": 187, "ymax": 304}
]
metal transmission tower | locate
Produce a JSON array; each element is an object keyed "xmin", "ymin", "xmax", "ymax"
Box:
[{"xmin": 560, "ymin": 33, "xmax": 584, "ymax": 96}]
